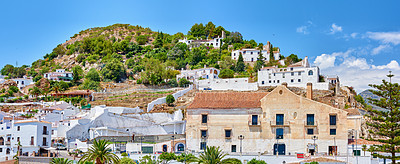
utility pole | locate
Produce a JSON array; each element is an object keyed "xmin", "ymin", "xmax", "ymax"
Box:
[{"xmin": 238, "ymin": 135, "xmax": 244, "ymax": 156}]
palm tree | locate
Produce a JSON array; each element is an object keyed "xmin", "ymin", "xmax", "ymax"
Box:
[
  {"xmin": 79, "ymin": 139, "xmax": 119, "ymax": 164},
  {"xmin": 50, "ymin": 158, "xmax": 73, "ymax": 164},
  {"xmin": 198, "ymin": 146, "xmax": 227, "ymax": 164},
  {"xmin": 29, "ymin": 86, "xmax": 42, "ymax": 100}
]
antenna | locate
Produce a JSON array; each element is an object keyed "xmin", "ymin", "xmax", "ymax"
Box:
[{"xmin": 388, "ymin": 71, "xmax": 393, "ymax": 83}]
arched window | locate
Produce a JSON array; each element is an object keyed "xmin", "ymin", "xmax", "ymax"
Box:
[
  {"xmin": 0, "ymin": 137, "xmax": 3, "ymax": 145},
  {"xmin": 308, "ymin": 70, "xmax": 313, "ymax": 76},
  {"xmin": 176, "ymin": 143, "xmax": 185, "ymax": 152},
  {"xmin": 6, "ymin": 148, "xmax": 10, "ymax": 154}
]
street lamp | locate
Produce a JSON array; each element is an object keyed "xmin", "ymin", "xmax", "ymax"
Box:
[
  {"xmin": 238, "ymin": 135, "xmax": 244, "ymax": 156},
  {"xmin": 311, "ymin": 136, "xmax": 318, "ymax": 156},
  {"xmin": 171, "ymin": 135, "xmax": 175, "ymax": 153}
]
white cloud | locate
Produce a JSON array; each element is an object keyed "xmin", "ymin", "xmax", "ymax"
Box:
[
  {"xmin": 296, "ymin": 21, "xmax": 313, "ymax": 34},
  {"xmin": 316, "ymin": 50, "xmax": 400, "ymax": 92},
  {"xmin": 314, "ymin": 54, "xmax": 336, "ymax": 69},
  {"xmin": 341, "ymin": 57, "xmax": 370, "ymax": 69},
  {"xmin": 350, "ymin": 33, "xmax": 358, "ymax": 38},
  {"xmin": 367, "ymin": 31, "xmax": 400, "ymax": 45},
  {"xmin": 372, "ymin": 60, "xmax": 400, "ymax": 70},
  {"xmin": 371, "ymin": 44, "xmax": 391, "ymax": 55},
  {"xmin": 330, "ymin": 23, "xmax": 343, "ymax": 34}
]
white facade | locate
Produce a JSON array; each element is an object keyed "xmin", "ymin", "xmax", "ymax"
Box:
[
  {"xmin": 11, "ymin": 76, "xmax": 33, "ymax": 90},
  {"xmin": 176, "ymin": 67, "xmax": 220, "ymax": 83},
  {"xmin": 178, "ymin": 31, "xmax": 225, "ymax": 49},
  {"xmin": 43, "ymin": 69, "xmax": 73, "ymax": 82},
  {"xmin": 231, "ymin": 49, "xmax": 280, "ymax": 62},
  {"xmin": 196, "ymin": 78, "xmax": 258, "ymax": 91},
  {"xmin": 257, "ymin": 57, "xmax": 333, "ymax": 90},
  {"xmin": 0, "ymin": 120, "xmax": 51, "ymax": 161}
]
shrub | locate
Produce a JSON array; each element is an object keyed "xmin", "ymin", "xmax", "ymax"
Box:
[
  {"xmin": 178, "ymin": 78, "xmax": 190, "ymax": 87},
  {"xmin": 247, "ymin": 158, "xmax": 267, "ymax": 164},
  {"xmin": 24, "ymin": 95, "xmax": 29, "ymax": 100},
  {"xmin": 167, "ymin": 79, "xmax": 178, "ymax": 87},
  {"xmin": 9, "ymin": 86, "xmax": 19, "ymax": 93},
  {"xmin": 121, "ymin": 152, "xmax": 128, "ymax": 157},
  {"xmin": 166, "ymin": 95, "xmax": 175, "ymax": 106},
  {"xmin": 219, "ymin": 69, "xmax": 234, "ymax": 78}
]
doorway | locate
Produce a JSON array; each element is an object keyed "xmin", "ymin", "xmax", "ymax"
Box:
[{"xmin": 273, "ymin": 144, "xmax": 285, "ymax": 155}]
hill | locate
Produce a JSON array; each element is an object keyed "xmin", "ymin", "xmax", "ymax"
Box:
[{"xmin": 358, "ymin": 89, "xmax": 386, "ymax": 111}]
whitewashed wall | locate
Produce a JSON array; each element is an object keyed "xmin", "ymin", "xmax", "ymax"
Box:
[{"xmin": 147, "ymin": 85, "xmax": 193, "ymax": 112}]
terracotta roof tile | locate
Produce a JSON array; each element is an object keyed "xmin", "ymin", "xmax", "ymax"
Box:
[
  {"xmin": 188, "ymin": 92, "xmax": 268, "ymax": 109},
  {"xmin": 301, "ymin": 157, "xmax": 345, "ymax": 163},
  {"xmin": 14, "ymin": 120, "xmax": 51, "ymax": 124}
]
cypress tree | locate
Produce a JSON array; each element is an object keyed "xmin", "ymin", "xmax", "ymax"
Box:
[
  {"xmin": 236, "ymin": 53, "xmax": 245, "ymax": 72},
  {"xmin": 366, "ymin": 72, "xmax": 400, "ymax": 163},
  {"xmin": 254, "ymin": 49, "xmax": 264, "ymax": 72}
]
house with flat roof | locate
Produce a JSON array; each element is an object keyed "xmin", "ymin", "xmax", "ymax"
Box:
[{"xmin": 43, "ymin": 69, "xmax": 73, "ymax": 82}]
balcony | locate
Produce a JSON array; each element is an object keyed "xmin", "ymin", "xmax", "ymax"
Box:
[
  {"xmin": 270, "ymin": 121, "xmax": 290, "ymax": 127},
  {"xmin": 305, "ymin": 121, "xmax": 318, "ymax": 127},
  {"xmin": 248, "ymin": 120, "xmax": 261, "ymax": 127}
]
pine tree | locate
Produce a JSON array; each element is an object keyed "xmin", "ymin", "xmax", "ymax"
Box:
[
  {"xmin": 366, "ymin": 72, "xmax": 400, "ymax": 163},
  {"xmin": 269, "ymin": 44, "xmax": 274, "ymax": 63},
  {"xmin": 235, "ymin": 53, "xmax": 245, "ymax": 72}
]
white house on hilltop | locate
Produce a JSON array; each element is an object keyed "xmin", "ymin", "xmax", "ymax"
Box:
[
  {"xmin": 231, "ymin": 41, "xmax": 281, "ymax": 62},
  {"xmin": 44, "ymin": 69, "xmax": 73, "ymax": 82},
  {"xmin": 11, "ymin": 76, "xmax": 33, "ymax": 90},
  {"xmin": 0, "ymin": 120, "xmax": 51, "ymax": 161},
  {"xmin": 178, "ymin": 31, "xmax": 225, "ymax": 49},
  {"xmin": 257, "ymin": 56, "xmax": 334, "ymax": 90},
  {"xmin": 176, "ymin": 66, "xmax": 220, "ymax": 83}
]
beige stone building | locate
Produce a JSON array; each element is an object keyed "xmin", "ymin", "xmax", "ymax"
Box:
[{"xmin": 186, "ymin": 84, "xmax": 359, "ymax": 156}]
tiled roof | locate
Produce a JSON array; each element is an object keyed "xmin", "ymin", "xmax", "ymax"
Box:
[
  {"xmin": 344, "ymin": 108, "xmax": 361, "ymax": 116},
  {"xmin": 187, "ymin": 92, "xmax": 268, "ymax": 109},
  {"xmin": 14, "ymin": 120, "xmax": 51, "ymax": 124},
  {"xmin": 348, "ymin": 139, "xmax": 383, "ymax": 145},
  {"xmin": 301, "ymin": 157, "xmax": 345, "ymax": 163}
]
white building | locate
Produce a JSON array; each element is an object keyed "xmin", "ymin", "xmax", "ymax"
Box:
[
  {"xmin": 196, "ymin": 78, "xmax": 258, "ymax": 91},
  {"xmin": 11, "ymin": 76, "xmax": 33, "ymax": 90},
  {"xmin": 231, "ymin": 41, "xmax": 281, "ymax": 62},
  {"xmin": 0, "ymin": 120, "xmax": 51, "ymax": 161},
  {"xmin": 176, "ymin": 66, "xmax": 220, "ymax": 83},
  {"xmin": 43, "ymin": 69, "xmax": 73, "ymax": 82},
  {"xmin": 178, "ymin": 31, "xmax": 225, "ymax": 49},
  {"xmin": 257, "ymin": 56, "xmax": 333, "ymax": 90}
]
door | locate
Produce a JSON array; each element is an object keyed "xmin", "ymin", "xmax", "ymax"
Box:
[
  {"xmin": 162, "ymin": 145, "xmax": 167, "ymax": 152},
  {"xmin": 273, "ymin": 144, "xmax": 285, "ymax": 155}
]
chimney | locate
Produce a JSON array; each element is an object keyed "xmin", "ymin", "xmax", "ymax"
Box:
[
  {"xmin": 307, "ymin": 83, "xmax": 313, "ymax": 100},
  {"xmin": 282, "ymin": 82, "xmax": 288, "ymax": 88}
]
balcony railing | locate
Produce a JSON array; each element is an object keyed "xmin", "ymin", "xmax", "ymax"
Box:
[
  {"xmin": 305, "ymin": 121, "xmax": 318, "ymax": 127},
  {"xmin": 248, "ymin": 120, "xmax": 261, "ymax": 127},
  {"xmin": 270, "ymin": 121, "xmax": 290, "ymax": 127}
]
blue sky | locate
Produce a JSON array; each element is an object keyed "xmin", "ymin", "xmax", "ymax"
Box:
[{"xmin": 0, "ymin": 0, "xmax": 399, "ymax": 92}]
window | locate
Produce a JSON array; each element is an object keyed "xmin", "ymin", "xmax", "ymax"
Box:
[
  {"xmin": 30, "ymin": 136, "xmax": 34, "ymax": 145},
  {"xmin": 307, "ymin": 114, "xmax": 314, "ymax": 125},
  {"xmin": 291, "ymin": 79, "xmax": 294, "ymax": 83},
  {"xmin": 200, "ymin": 142, "xmax": 207, "ymax": 150},
  {"xmin": 43, "ymin": 126, "xmax": 48, "ymax": 135},
  {"xmin": 262, "ymin": 81, "xmax": 265, "ymax": 84},
  {"xmin": 330, "ymin": 129, "xmax": 336, "ymax": 135},
  {"xmin": 291, "ymin": 72, "xmax": 294, "ymax": 76},
  {"xmin": 0, "ymin": 137, "xmax": 3, "ymax": 145},
  {"xmin": 269, "ymin": 80, "xmax": 271, "ymax": 83},
  {"xmin": 308, "ymin": 70, "xmax": 313, "ymax": 75},
  {"xmin": 353, "ymin": 150, "xmax": 361, "ymax": 156},
  {"xmin": 251, "ymin": 52, "xmax": 253, "ymax": 55},
  {"xmin": 201, "ymin": 130, "xmax": 207, "ymax": 138},
  {"xmin": 282, "ymin": 73, "xmax": 285, "ymax": 78},
  {"xmin": 17, "ymin": 137, "xmax": 20, "ymax": 142},
  {"xmin": 307, "ymin": 128, "xmax": 314, "ymax": 135},
  {"xmin": 329, "ymin": 146, "xmax": 338, "ymax": 156},
  {"xmin": 225, "ymin": 129, "xmax": 232, "ymax": 138},
  {"xmin": 276, "ymin": 114, "xmax": 284, "ymax": 125},
  {"xmin": 277, "ymin": 80, "xmax": 280, "ymax": 83},
  {"xmin": 252, "ymin": 115, "xmax": 258, "ymax": 125},
  {"xmin": 17, "ymin": 126, "xmax": 20, "ymax": 131},
  {"xmin": 231, "ymin": 145, "xmax": 237, "ymax": 152},
  {"xmin": 273, "ymin": 73, "xmax": 276, "ymax": 76},
  {"xmin": 330, "ymin": 115, "xmax": 337, "ymax": 125},
  {"xmin": 298, "ymin": 79, "xmax": 301, "ymax": 82},
  {"xmin": 202, "ymin": 114, "xmax": 208, "ymax": 124},
  {"xmin": 298, "ymin": 72, "xmax": 301, "ymax": 75},
  {"xmin": 234, "ymin": 53, "xmax": 236, "ymax": 56},
  {"xmin": 276, "ymin": 128, "xmax": 284, "ymax": 139},
  {"xmin": 0, "ymin": 148, "xmax": 2, "ymax": 152},
  {"xmin": 43, "ymin": 137, "xmax": 47, "ymax": 146}
]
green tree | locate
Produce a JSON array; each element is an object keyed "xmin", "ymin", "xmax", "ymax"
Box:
[
  {"xmin": 51, "ymin": 158, "xmax": 73, "ymax": 164},
  {"xmin": 101, "ymin": 59, "xmax": 126, "ymax": 82},
  {"xmin": 120, "ymin": 157, "xmax": 135, "ymax": 164},
  {"xmin": 140, "ymin": 58, "xmax": 166, "ymax": 85},
  {"xmin": 9, "ymin": 86, "xmax": 19, "ymax": 93},
  {"xmin": 176, "ymin": 153, "xmax": 198, "ymax": 164},
  {"xmin": 365, "ymin": 73, "xmax": 400, "ymax": 163},
  {"xmin": 166, "ymin": 95, "xmax": 175, "ymax": 106},
  {"xmin": 269, "ymin": 44, "xmax": 274, "ymax": 62},
  {"xmin": 72, "ymin": 65, "xmax": 84, "ymax": 83},
  {"xmin": 254, "ymin": 50, "xmax": 265, "ymax": 72},
  {"xmin": 140, "ymin": 155, "xmax": 158, "ymax": 164},
  {"xmin": 198, "ymin": 146, "xmax": 227, "ymax": 164},
  {"xmin": 79, "ymin": 139, "xmax": 119, "ymax": 164},
  {"xmin": 86, "ymin": 68, "xmax": 101, "ymax": 82},
  {"xmin": 136, "ymin": 35, "xmax": 148, "ymax": 45},
  {"xmin": 159, "ymin": 152, "xmax": 176, "ymax": 164},
  {"xmin": 178, "ymin": 78, "xmax": 190, "ymax": 87},
  {"xmin": 247, "ymin": 158, "xmax": 266, "ymax": 164},
  {"xmin": 29, "ymin": 86, "xmax": 42, "ymax": 98},
  {"xmin": 235, "ymin": 53, "xmax": 245, "ymax": 72},
  {"xmin": 219, "ymin": 69, "xmax": 234, "ymax": 79},
  {"xmin": 79, "ymin": 80, "xmax": 101, "ymax": 91}
]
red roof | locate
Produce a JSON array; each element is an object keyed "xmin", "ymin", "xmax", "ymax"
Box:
[
  {"xmin": 348, "ymin": 139, "xmax": 383, "ymax": 145},
  {"xmin": 187, "ymin": 92, "xmax": 268, "ymax": 109}
]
